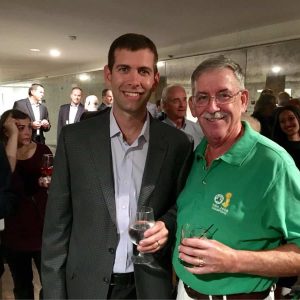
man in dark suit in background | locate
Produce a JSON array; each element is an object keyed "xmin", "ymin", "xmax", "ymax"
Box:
[
  {"xmin": 41, "ymin": 33, "xmax": 193, "ymax": 299},
  {"xmin": 57, "ymin": 87, "xmax": 85, "ymax": 141},
  {"xmin": 99, "ymin": 88, "xmax": 114, "ymax": 111},
  {"xmin": 13, "ymin": 83, "xmax": 50, "ymax": 144}
]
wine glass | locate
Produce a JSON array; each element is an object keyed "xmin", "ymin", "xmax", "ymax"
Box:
[
  {"xmin": 41, "ymin": 154, "xmax": 53, "ymax": 185},
  {"xmin": 128, "ymin": 206, "xmax": 155, "ymax": 264}
]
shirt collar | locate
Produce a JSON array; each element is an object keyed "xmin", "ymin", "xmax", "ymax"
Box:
[
  {"xmin": 109, "ymin": 110, "xmax": 150, "ymax": 144},
  {"xmin": 70, "ymin": 103, "xmax": 79, "ymax": 107},
  {"xmin": 196, "ymin": 121, "xmax": 258, "ymax": 166},
  {"xmin": 165, "ymin": 117, "xmax": 186, "ymax": 129},
  {"xmin": 29, "ymin": 99, "xmax": 40, "ymax": 107}
]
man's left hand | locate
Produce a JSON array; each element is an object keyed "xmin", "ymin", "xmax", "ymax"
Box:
[
  {"xmin": 138, "ymin": 221, "xmax": 168, "ymax": 253},
  {"xmin": 179, "ymin": 238, "xmax": 238, "ymax": 274},
  {"xmin": 41, "ymin": 119, "xmax": 50, "ymax": 128}
]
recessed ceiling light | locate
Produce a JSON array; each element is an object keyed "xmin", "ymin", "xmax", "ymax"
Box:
[
  {"xmin": 49, "ymin": 49, "xmax": 61, "ymax": 57},
  {"xmin": 272, "ymin": 66, "xmax": 281, "ymax": 73},
  {"xmin": 157, "ymin": 61, "xmax": 165, "ymax": 67},
  {"xmin": 30, "ymin": 48, "xmax": 40, "ymax": 52},
  {"xmin": 78, "ymin": 73, "xmax": 90, "ymax": 81}
]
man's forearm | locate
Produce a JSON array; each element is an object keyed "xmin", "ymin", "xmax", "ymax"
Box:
[{"xmin": 234, "ymin": 243, "xmax": 300, "ymax": 277}]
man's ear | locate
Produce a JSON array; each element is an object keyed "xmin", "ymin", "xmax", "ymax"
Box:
[
  {"xmin": 188, "ymin": 96, "xmax": 196, "ymax": 118},
  {"xmin": 240, "ymin": 89, "xmax": 249, "ymax": 113},
  {"xmin": 151, "ymin": 72, "xmax": 160, "ymax": 92},
  {"xmin": 104, "ymin": 65, "xmax": 112, "ymax": 88}
]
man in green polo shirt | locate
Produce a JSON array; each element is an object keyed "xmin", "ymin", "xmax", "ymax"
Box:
[{"xmin": 173, "ymin": 55, "xmax": 300, "ymax": 300}]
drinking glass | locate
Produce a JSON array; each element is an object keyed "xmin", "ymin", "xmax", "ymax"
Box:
[
  {"xmin": 41, "ymin": 154, "xmax": 54, "ymax": 182},
  {"xmin": 128, "ymin": 206, "xmax": 155, "ymax": 264},
  {"xmin": 180, "ymin": 223, "xmax": 217, "ymax": 267}
]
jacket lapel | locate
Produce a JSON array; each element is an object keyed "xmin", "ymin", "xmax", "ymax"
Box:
[
  {"xmin": 64, "ymin": 105, "xmax": 70, "ymax": 124},
  {"xmin": 25, "ymin": 99, "xmax": 35, "ymax": 121},
  {"xmin": 87, "ymin": 112, "xmax": 117, "ymax": 224},
  {"xmin": 138, "ymin": 119, "xmax": 168, "ymax": 208},
  {"xmin": 74, "ymin": 104, "xmax": 84, "ymax": 122}
]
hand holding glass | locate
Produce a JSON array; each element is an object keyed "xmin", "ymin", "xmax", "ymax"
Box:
[
  {"xmin": 40, "ymin": 154, "xmax": 53, "ymax": 186},
  {"xmin": 128, "ymin": 206, "xmax": 155, "ymax": 264},
  {"xmin": 180, "ymin": 223, "xmax": 216, "ymax": 267}
]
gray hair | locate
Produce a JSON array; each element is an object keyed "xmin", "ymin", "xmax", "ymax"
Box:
[
  {"xmin": 84, "ymin": 95, "xmax": 99, "ymax": 110},
  {"xmin": 191, "ymin": 55, "xmax": 245, "ymax": 95},
  {"xmin": 161, "ymin": 84, "xmax": 186, "ymax": 104}
]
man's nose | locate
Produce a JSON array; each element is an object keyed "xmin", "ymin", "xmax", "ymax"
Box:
[
  {"xmin": 127, "ymin": 70, "xmax": 141, "ymax": 85},
  {"xmin": 205, "ymin": 97, "xmax": 220, "ymax": 112},
  {"xmin": 24, "ymin": 127, "xmax": 32, "ymax": 134}
]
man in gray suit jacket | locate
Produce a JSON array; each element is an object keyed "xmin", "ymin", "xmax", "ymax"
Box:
[
  {"xmin": 42, "ymin": 33, "xmax": 193, "ymax": 299},
  {"xmin": 13, "ymin": 83, "xmax": 50, "ymax": 144},
  {"xmin": 57, "ymin": 87, "xmax": 85, "ymax": 141}
]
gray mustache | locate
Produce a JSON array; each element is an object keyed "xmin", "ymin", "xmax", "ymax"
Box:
[{"xmin": 203, "ymin": 112, "xmax": 226, "ymax": 119}]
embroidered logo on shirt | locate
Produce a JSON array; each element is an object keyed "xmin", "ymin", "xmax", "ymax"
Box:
[{"xmin": 212, "ymin": 192, "xmax": 232, "ymax": 215}]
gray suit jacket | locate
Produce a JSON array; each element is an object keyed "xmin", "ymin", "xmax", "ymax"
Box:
[
  {"xmin": 41, "ymin": 109, "xmax": 193, "ymax": 299},
  {"xmin": 57, "ymin": 103, "xmax": 85, "ymax": 141},
  {"xmin": 13, "ymin": 98, "xmax": 50, "ymax": 143}
]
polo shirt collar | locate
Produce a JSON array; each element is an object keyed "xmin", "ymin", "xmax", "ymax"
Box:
[
  {"xmin": 164, "ymin": 117, "xmax": 186, "ymax": 129},
  {"xmin": 196, "ymin": 121, "xmax": 258, "ymax": 166}
]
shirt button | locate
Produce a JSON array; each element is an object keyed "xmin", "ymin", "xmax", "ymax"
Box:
[
  {"xmin": 122, "ymin": 205, "xmax": 126, "ymax": 209},
  {"xmin": 108, "ymin": 248, "xmax": 115, "ymax": 254},
  {"xmin": 103, "ymin": 277, "xmax": 110, "ymax": 284},
  {"xmin": 202, "ymin": 180, "xmax": 206, "ymax": 184}
]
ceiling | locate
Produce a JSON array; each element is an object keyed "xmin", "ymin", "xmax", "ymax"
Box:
[{"xmin": 1, "ymin": 0, "xmax": 300, "ymax": 84}]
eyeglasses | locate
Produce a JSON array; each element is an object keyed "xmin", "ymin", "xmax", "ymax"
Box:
[{"xmin": 193, "ymin": 90, "xmax": 242, "ymax": 107}]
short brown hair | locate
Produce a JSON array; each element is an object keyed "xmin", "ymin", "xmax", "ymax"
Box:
[
  {"xmin": 28, "ymin": 83, "xmax": 44, "ymax": 96},
  {"xmin": 107, "ymin": 33, "xmax": 158, "ymax": 73}
]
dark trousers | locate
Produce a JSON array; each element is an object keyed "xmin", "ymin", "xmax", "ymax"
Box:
[
  {"xmin": 4, "ymin": 247, "xmax": 42, "ymax": 300},
  {"xmin": 107, "ymin": 283, "xmax": 136, "ymax": 299}
]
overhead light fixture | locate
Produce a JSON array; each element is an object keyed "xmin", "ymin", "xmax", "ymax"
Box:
[
  {"xmin": 49, "ymin": 49, "xmax": 61, "ymax": 57},
  {"xmin": 78, "ymin": 73, "xmax": 90, "ymax": 81},
  {"xmin": 157, "ymin": 61, "xmax": 165, "ymax": 67},
  {"xmin": 271, "ymin": 66, "xmax": 281, "ymax": 73},
  {"xmin": 30, "ymin": 48, "xmax": 40, "ymax": 52}
]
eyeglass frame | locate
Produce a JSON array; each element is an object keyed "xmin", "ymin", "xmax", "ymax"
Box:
[{"xmin": 192, "ymin": 90, "xmax": 243, "ymax": 107}]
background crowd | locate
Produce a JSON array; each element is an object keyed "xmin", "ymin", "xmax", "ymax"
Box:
[{"xmin": 0, "ymin": 33, "xmax": 300, "ymax": 300}]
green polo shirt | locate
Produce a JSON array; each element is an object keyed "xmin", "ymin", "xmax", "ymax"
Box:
[{"xmin": 173, "ymin": 121, "xmax": 300, "ymax": 295}]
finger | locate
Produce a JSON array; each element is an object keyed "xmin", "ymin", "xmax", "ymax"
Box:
[
  {"xmin": 138, "ymin": 240, "xmax": 166, "ymax": 253},
  {"xmin": 140, "ymin": 230, "xmax": 167, "ymax": 248},
  {"xmin": 140, "ymin": 233, "xmax": 166, "ymax": 246},
  {"xmin": 143, "ymin": 221, "xmax": 163, "ymax": 237}
]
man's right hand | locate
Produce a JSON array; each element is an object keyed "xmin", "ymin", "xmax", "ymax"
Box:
[{"xmin": 32, "ymin": 120, "xmax": 41, "ymax": 129}]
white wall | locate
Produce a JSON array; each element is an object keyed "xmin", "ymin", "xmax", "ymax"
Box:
[{"xmin": 0, "ymin": 85, "xmax": 31, "ymax": 115}]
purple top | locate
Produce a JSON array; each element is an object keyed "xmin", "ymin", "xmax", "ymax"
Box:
[{"xmin": 3, "ymin": 143, "xmax": 52, "ymax": 251}]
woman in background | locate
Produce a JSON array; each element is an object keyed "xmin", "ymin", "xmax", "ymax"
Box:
[
  {"xmin": 251, "ymin": 93, "xmax": 276, "ymax": 138},
  {"xmin": 272, "ymin": 105, "xmax": 300, "ymax": 298},
  {"xmin": 272, "ymin": 105, "xmax": 300, "ymax": 169},
  {"xmin": 0, "ymin": 109, "xmax": 52, "ymax": 299}
]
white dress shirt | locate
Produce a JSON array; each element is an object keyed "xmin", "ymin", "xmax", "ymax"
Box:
[
  {"xmin": 110, "ymin": 110, "xmax": 150, "ymax": 273},
  {"xmin": 163, "ymin": 117, "xmax": 203, "ymax": 149},
  {"xmin": 30, "ymin": 100, "xmax": 41, "ymax": 122},
  {"xmin": 68, "ymin": 104, "xmax": 79, "ymax": 124}
]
